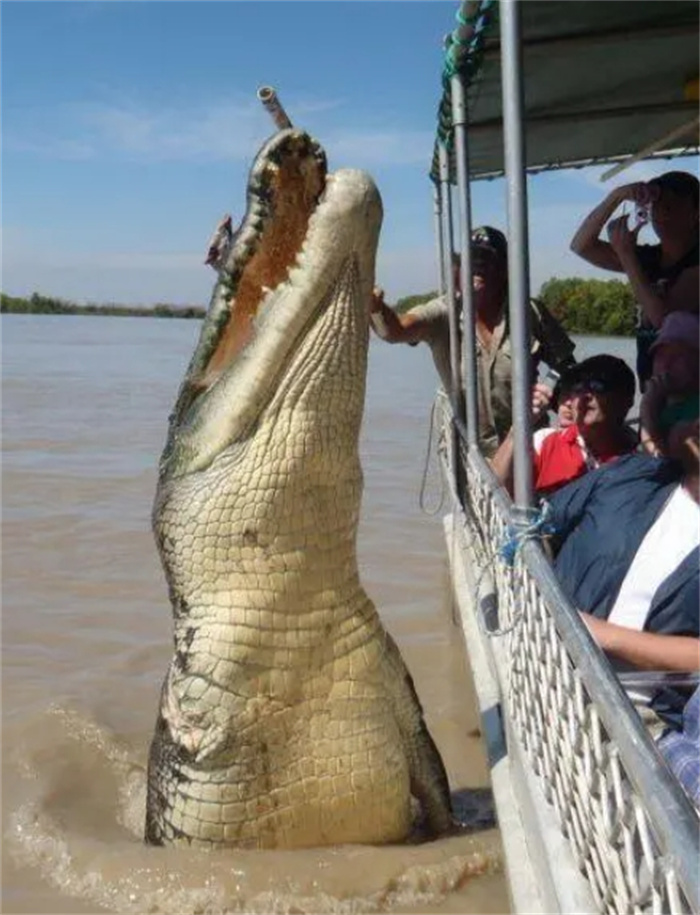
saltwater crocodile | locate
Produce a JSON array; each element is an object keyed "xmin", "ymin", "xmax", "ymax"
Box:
[{"xmin": 145, "ymin": 115, "xmax": 453, "ymax": 849}]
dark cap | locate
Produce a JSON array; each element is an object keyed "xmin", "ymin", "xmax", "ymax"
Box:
[
  {"xmin": 471, "ymin": 226, "xmax": 508, "ymax": 260},
  {"xmin": 648, "ymin": 171, "xmax": 699, "ymax": 207},
  {"xmin": 566, "ymin": 354, "xmax": 636, "ymax": 403}
]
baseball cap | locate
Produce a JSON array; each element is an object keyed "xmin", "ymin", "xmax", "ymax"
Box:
[
  {"xmin": 648, "ymin": 171, "xmax": 699, "ymax": 207},
  {"xmin": 566, "ymin": 354, "xmax": 636, "ymax": 403},
  {"xmin": 471, "ymin": 226, "xmax": 508, "ymax": 260},
  {"xmin": 649, "ymin": 311, "xmax": 700, "ymax": 353}
]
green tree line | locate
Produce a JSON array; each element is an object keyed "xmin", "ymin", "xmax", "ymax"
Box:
[
  {"xmin": 537, "ymin": 277, "xmax": 636, "ymax": 336},
  {"xmin": 395, "ymin": 276, "xmax": 636, "ymax": 336},
  {"xmin": 3, "ymin": 277, "xmax": 637, "ymax": 335},
  {"xmin": 1, "ymin": 292, "xmax": 205, "ymax": 319}
]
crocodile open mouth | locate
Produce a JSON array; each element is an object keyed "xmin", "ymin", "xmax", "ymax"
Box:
[
  {"xmin": 159, "ymin": 115, "xmax": 381, "ymax": 483},
  {"xmin": 198, "ymin": 130, "xmax": 328, "ymax": 392}
]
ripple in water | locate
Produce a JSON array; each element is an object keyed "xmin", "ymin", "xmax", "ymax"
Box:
[{"xmin": 6, "ymin": 704, "xmax": 504, "ymax": 915}]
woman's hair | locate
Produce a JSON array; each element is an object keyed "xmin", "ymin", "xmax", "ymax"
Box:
[{"xmin": 648, "ymin": 171, "xmax": 699, "ymax": 209}]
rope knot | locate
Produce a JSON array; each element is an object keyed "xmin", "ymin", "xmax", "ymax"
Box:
[{"xmin": 498, "ymin": 502, "xmax": 556, "ymax": 567}]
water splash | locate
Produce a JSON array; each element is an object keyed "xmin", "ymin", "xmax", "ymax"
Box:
[{"xmin": 5, "ymin": 703, "xmax": 503, "ymax": 915}]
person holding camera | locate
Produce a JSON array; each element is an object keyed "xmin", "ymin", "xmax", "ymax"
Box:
[{"xmin": 570, "ymin": 171, "xmax": 699, "ymax": 387}]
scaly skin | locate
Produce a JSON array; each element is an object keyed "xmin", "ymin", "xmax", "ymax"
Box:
[{"xmin": 145, "ymin": 128, "xmax": 453, "ymax": 849}]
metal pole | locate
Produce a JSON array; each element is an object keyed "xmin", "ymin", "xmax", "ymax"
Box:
[
  {"xmin": 257, "ymin": 86, "xmax": 293, "ymax": 130},
  {"xmin": 438, "ymin": 144, "xmax": 463, "ymax": 420},
  {"xmin": 438, "ymin": 143, "xmax": 464, "ymax": 488},
  {"xmin": 433, "ymin": 184, "xmax": 446, "ymax": 300},
  {"xmin": 451, "ymin": 72, "xmax": 477, "ymax": 448},
  {"xmin": 500, "ymin": 0, "xmax": 534, "ymax": 511}
]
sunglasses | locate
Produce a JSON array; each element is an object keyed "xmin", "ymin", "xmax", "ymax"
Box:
[{"xmin": 569, "ymin": 378, "xmax": 609, "ymax": 396}]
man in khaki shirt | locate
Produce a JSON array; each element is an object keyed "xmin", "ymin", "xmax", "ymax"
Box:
[{"xmin": 370, "ymin": 226, "xmax": 576, "ymax": 457}]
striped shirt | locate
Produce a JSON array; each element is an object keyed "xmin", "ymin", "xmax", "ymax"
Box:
[{"xmin": 658, "ymin": 687, "xmax": 700, "ymax": 808}]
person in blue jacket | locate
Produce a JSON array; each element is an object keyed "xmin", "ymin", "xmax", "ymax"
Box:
[{"xmin": 547, "ymin": 418, "xmax": 699, "ymax": 727}]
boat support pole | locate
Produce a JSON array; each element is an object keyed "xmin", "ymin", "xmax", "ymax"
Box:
[
  {"xmin": 433, "ymin": 184, "xmax": 446, "ymax": 301},
  {"xmin": 451, "ymin": 72, "xmax": 478, "ymax": 450},
  {"xmin": 500, "ymin": 0, "xmax": 534, "ymax": 512},
  {"xmin": 438, "ymin": 142, "xmax": 464, "ymax": 498}
]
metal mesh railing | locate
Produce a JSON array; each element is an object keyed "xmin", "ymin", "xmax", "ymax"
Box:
[{"xmin": 439, "ymin": 398, "xmax": 699, "ymax": 915}]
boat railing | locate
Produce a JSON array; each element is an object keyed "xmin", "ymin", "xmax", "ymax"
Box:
[{"xmin": 438, "ymin": 396, "xmax": 699, "ymax": 915}]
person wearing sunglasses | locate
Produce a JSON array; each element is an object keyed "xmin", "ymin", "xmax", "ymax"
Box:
[
  {"xmin": 369, "ymin": 226, "xmax": 576, "ymax": 458},
  {"xmin": 492, "ymin": 354, "xmax": 638, "ymax": 497}
]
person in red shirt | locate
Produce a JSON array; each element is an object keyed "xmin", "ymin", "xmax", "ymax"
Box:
[{"xmin": 492, "ymin": 354, "xmax": 638, "ymax": 497}]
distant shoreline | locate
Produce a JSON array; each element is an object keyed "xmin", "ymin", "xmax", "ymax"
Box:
[
  {"xmin": 1, "ymin": 292, "xmax": 205, "ymax": 320},
  {"xmin": 1, "ymin": 282, "xmax": 636, "ymax": 338}
]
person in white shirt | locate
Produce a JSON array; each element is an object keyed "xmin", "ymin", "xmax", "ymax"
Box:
[
  {"xmin": 580, "ymin": 419, "xmax": 699, "ymax": 676},
  {"xmin": 548, "ymin": 417, "xmax": 699, "ymax": 730}
]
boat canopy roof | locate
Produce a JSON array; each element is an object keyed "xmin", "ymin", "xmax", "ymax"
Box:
[{"xmin": 431, "ymin": 0, "xmax": 700, "ymax": 182}]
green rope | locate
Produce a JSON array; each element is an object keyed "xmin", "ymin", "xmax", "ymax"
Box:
[
  {"xmin": 430, "ymin": 0, "xmax": 499, "ymax": 183},
  {"xmin": 442, "ymin": 1, "xmax": 496, "ymax": 101}
]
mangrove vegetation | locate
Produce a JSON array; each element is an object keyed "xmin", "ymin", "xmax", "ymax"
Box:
[
  {"xmin": 3, "ymin": 276, "xmax": 637, "ymax": 335},
  {"xmin": 1, "ymin": 292, "xmax": 205, "ymax": 320}
]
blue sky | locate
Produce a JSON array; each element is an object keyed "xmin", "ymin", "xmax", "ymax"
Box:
[{"xmin": 2, "ymin": 0, "xmax": 698, "ymax": 307}]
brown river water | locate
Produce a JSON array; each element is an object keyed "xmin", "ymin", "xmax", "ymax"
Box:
[{"xmin": 2, "ymin": 313, "xmax": 513, "ymax": 915}]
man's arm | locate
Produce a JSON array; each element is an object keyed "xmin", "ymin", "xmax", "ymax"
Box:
[
  {"xmin": 490, "ymin": 383, "xmax": 553, "ymax": 495},
  {"xmin": 639, "ymin": 374, "xmax": 670, "ymax": 457},
  {"xmin": 581, "ymin": 615, "xmax": 700, "ymax": 671},
  {"xmin": 570, "ymin": 183, "xmax": 647, "ymax": 271},
  {"xmin": 369, "ymin": 287, "xmax": 431, "ymax": 344}
]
